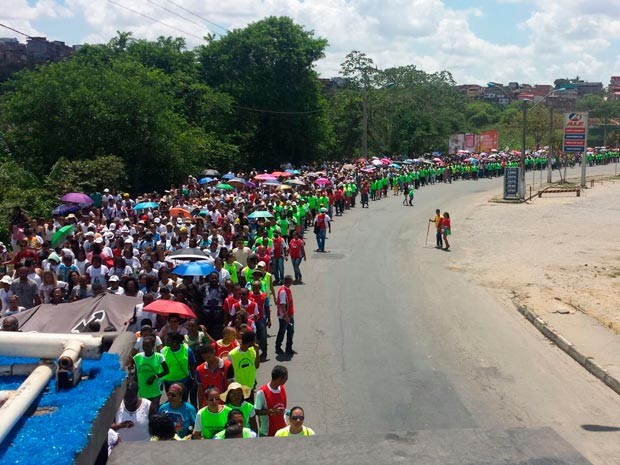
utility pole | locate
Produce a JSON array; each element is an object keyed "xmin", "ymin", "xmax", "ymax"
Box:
[
  {"xmin": 580, "ymin": 111, "xmax": 589, "ymax": 188},
  {"xmin": 362, "ymin": 85, "xmax": 368, "ymax": 159},
  {"xmin": 520, "ymin": 101, "xmax": 527, "ymax": 200},
  {"xmin": 547, "ymin": 106, "xmax": 554, "ymax": 184}
]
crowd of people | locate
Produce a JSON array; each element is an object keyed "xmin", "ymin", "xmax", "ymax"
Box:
[{"xmin": 1, "ymin": 150, "xmax": 618, "ymax": 450}]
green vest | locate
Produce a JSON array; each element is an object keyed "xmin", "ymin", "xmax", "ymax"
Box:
[
  {"xmin": 161, "ymin": 344, "xmax": 190, "ymax": 382},
  {"xmin": 224, "ymin": 262, "xmax": 239, "ymax": 283},
  {"xmin": 229, "ymin": 347, "xmax": 257, "ymax": 388},
  {"xmin": 134, "ymin": 352, "xmax": 164, "ymax": 399},
  {"xmin": 225, "ymin": 401, "xmax": 254, "ymax": 427},
  {"xmin": 261, "ymin": 272, "xmax": 272, "ymax": 294},
  {"xmin": 199, "ymin": 405, "xmax": 232, "ymax": 439},
  {"xmin": 214, "ymin": 427, "xmax": 253, "ymax": 439}
]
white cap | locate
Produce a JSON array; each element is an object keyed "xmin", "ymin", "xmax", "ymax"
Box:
[
  {"xmin": 154, "ymin": 218, "xmax": 161, "ymax": 223},
  {"xmin": 1, "ymin": 275, "xmax": 12, "ymax": 284},
  {"xmin": 108, "ymin": 275, "xmax": 120, "ymax": 282},
  {"xmin": 93, "ymin": 237, "xmax": 104, "ymax": 244},
  {"xmin": 109, "ymin": 223, "xmax": 117, "ymax": 230}
]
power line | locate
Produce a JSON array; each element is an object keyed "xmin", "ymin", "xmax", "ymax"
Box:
[
  {"xmin": 0, "ymin": 23, "xmax": 30, "ymax": 38},
  {"xmin": 144, "ymin": 0, "xmax": 211, "ymax": 34},
  {"xmin": 234, "ymin": 105, "xmax": 324, "ymax": 115},
  {"xmin": 160, "ymin": 0, "xmax": 230, "ymax": 34},
  {"xmin": 107, "ymin": 0, "xmax": 205, "ymax": 41}
]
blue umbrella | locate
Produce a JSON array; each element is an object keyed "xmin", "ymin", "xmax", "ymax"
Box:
[
  {"xmin": 389, "ymin": 163, "xmax": 401, "ymax": 169},
  {"xmin": 172, "ymin": 261, "xmax": 216, "ymax": 276},
  {"xmin": 52, "ymin": 204, "xmax": 80, "ymax": 216},
  {"xmin": 133, "ymin": 201, "xmax": 159, "ymax": 211},
  {"xmin": 285, "ymin": 169, "xmax": 300, "ymax": 175},
  {"xmin": 221, "ymin": 173, "xmax": 235, "ymax": 180},
  {"xmin": 248, "ymin": 211, "xmax": 274, "ymax": 219},
  {"xmin": 199, "ymin": 177, "xmax": 213, "ymax": 185}
]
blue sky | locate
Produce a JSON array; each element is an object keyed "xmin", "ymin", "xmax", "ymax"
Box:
[{"xmin": 5, "ymin": 0, "xmax": 620, "ymax": 86}]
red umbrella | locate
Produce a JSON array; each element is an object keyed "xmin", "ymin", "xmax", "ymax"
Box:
[
  {"xmin": 144, "ymin": 300, "xmax": 197, "ymax": 319},
  {"xmin": 169, "ymin": 207, "xmax": 191, "ymax": 218}
]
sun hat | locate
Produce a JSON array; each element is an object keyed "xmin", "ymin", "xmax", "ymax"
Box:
[
  {"xmin": 1, "ymin": 275, "xmax": 13, "ymax": 284},
  {"xmin": 219, "ymin": 382, "xmax": 251, "ymax": 401}
]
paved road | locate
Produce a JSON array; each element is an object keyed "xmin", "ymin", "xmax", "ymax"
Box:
[{"xmin": 258, "ymin": 166, "xmax": 620, "ymax": 465}]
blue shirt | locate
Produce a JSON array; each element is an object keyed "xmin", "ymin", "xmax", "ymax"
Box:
[{"xmin": 158, "ymin": 401, "xmax": 197, "ymax": 438}]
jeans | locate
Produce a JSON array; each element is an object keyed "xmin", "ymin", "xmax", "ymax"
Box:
[
  {"xmin": 255, "ymin": 317, "xmax": 267, "ymax": 355},
  {"xmin": 436, "ymin": 230, "xmax": 443, "ymax": 248},
  {"xmin": 272, "ymin": 257, "xmax": 285, "ymax": 284},
  {"xmin": 291, "ymin": 257, "xmax": 302, "ymax": 281},
  {"xmin": 276, "ymin": 317, "xmax": 294, "ymax": 352},
  {"xmin": 315, "ymin": 229, "xmax": 326, "ymax": 251}
]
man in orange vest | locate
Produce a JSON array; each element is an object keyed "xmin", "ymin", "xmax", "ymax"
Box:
[{"xmin": 275, "ymin": 275, "xmax": 295, "ymax": 355}]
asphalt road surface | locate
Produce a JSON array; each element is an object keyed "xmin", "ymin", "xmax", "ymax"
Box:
[{"xmin": 257, "ymin": 166, "xmax": 620, "ymax": 465}]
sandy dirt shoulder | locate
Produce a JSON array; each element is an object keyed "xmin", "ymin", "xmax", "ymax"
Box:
[{"xmin": 452, "ymin": 170, "xmax": 620, "ymax": 339}]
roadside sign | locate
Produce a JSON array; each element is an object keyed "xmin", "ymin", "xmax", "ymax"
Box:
[
  {"xmin": 504, "ymin": 167, "xmax": 520, "ymax": 199},
  {"xmin": 563, "ymin": 112, "xmax": 588, "ymax": 153}
]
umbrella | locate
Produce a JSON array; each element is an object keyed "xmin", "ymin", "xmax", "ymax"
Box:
[
  {"xmin": 215, "ymin": 183, "xmax": 234, "ymax": 191},
  {"xmin": 144, "ymin": 299, "xmax": 197, "ymax": 319},
  {"xmin": 285, "ymin": 169, "xmax": 300, "ymax": 175},
  {"xmin": 51, "ymin": 225, "xmax": 75, "ymax": 248},
  {"xmin": 228, "ymin": 178, "xmax": 247, "ymax": 188},
  {"xmin": 133, "ymin": 202, "xmax": 159, "ymax": 211},
  {"xmin": 262, "ymin": 181, "xmax": 281, "ymax": 187},
  {"xmin": 246, "ymin": 181, "xmax": 256, "ymax": 188},
  {"xmin": 221, "ymin": 173, "xmax": 235, "ymax": 180},
  {"xmin": 276, "ymin": 184, "xmax": 292, "ymax": 191},
  {"xmin": 168, "ymin": 247, "xmax": 208, "ymax": 261},
  {"xmin": 168, "ymin": 207, "xmax": 192, "ymax": 218},
  {"xmin": 371, "ymin": 159, "xmax": 383, "ymax": 166},
  {"xmin": 171, "ymin": 261, "xmax": 216, "ymax": 278},
  {"xmin": 342, "ymin": 163, "xmax": 355, "ymax": 170},
  {"xmin": 285, "ymin": 178, "xmax": 306, "ymax": 186},
  {"xmin": 202, "ymin": 169, "xmax": 220, "ymax": 177},
  {"xmin": 432, "ymin": 157, "xmax": 442, "ymax": 162},
  {"xmin": 389, "ymin": 163, "xmax": 401, "ymax": 169},
  {"xmin": 52, "ymin": 204, "xmax": 80, "ymax": 216},
  {"xmin": 360, "ymin": 167, "xmax": 375, "ymax": 173},
  {"xmin": 271, "ymin": 171, "xmax": 291, "ymax": 178},
  {"xmin": 199, "ymin": 177, "xmax": 213, "ymax": 185},
  {"xmin": 380, "ymin": 157, "xmax": 391, "ymax": 165},
  {"xmin": 254, "ymin": 173, "xmax": 277, "ymax": 181},
  {"xmin": 314, "ymin": 178, "xmax": 331, "ymax": 186},
  {"xmin": 61, "ymin": 192, "xmax": 93, "ymax": 205},
  {"xmin": 248, "ymin": 211, "xmax": 274, "ymax": 219}
]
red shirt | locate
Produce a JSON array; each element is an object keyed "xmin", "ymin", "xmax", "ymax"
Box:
[
  {"xmin": 212, "ymin": 339, "xmax": 238, "ymax": 359},
  {"xmin": 288, "ymin": 238, "xmax": 304, "ymax": 259},
  {"xmin": 259, "ymin": 384, "xmax": 287, "ymax": 436},
  {"xmin": 223, "ymin": 295, "xmax": 240, "ymax": 316},
  {"xmin": 272, "ymin": 237, "xmax": 285, "ymax": 259},
  {"xmin": 231, "ymin": 299, "xmax": 260, "ymax": 319},
  {"xmin": 250, "ymin": 291, "xmax": 267, "ymax": 319},
  {"xmin": 196, "ymin": 359, "xmax": 232, "ymax": 405}
]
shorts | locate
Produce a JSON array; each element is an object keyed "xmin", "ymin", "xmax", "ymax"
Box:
[{"xmin": 443, "ymin": 228, "xmax": 451, "ymax": 236}]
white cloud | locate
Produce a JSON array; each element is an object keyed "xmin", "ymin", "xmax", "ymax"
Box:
[{"xmin": 4, "ymin": 0, "xmax": 620, "ymax": 85}]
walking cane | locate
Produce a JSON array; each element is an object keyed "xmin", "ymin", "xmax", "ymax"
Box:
[{"xmin": 425, "ymin": 220, "xmax": 431, "ymax": 245}]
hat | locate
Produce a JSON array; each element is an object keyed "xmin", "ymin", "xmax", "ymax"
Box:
[
  {"xmin": 108, "ymin": 275, "xmax": 120, "ymax": 282},
  {"xmin": 154, "ymin": 218, "xmax": 161, "ymax": 224},
  {"xmin": 85, "ymin": 231, "xmax": 95, "ymax": 237},
  {"xmin": 103, "ymin": 188, "xmax": 110, "ymax": 193},
  {"xmin": 137, "ymin": 220, "xmax": 145, "ymax": 225},
  {"xmin": 320, "ymin": 207, "xmax": 328, "ymax": 213},
  {"xmin": 257, "ymin": 261, "xmax": 266, "ymax": 268},
  {"xmin": 93, "ymin": 237, "xmax": 104, "ymax": 244},
  {"xmin": 47, "ymin": 252, "xmax": 61, "ymax": 263},
  {"xmin": 121, "ymin": 226, "xmax": 130, "ymax": 233},
  {"xmin": 219, "ymin": 382, "xmax": 251, "ymax": 401},
  {"xmin": 1, "ymin": 275, "xmax": 13, "ymax": 284},
  {"xmin": 166, "ymin": 222, "xmax": 174, "ymax": 227},
  {"xmin": 176, "ymin": 218, "xmax": 184, "ymax": 224},
  {"xmin": 104, "ymin": 231, "xmax": 115, "ymax": 241},
  {"xmin": 109, "ymin": 223, "xmax": 117, "ymax": 231},
  {"xmin": 66, "ymin": 214, "xmax": 77, "ymax": 220},
  {"xmin": 124, "ymin": 237, "xmax": 134, "ymax": 244}
]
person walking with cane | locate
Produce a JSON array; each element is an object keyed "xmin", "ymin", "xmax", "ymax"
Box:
[{"xmin": 429, "ymin": 209, "xmax": 442, "ymax": 249}]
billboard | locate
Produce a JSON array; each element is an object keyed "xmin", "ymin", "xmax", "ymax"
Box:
[
  {"xmin": 478, "ymin": 130, "xmax": 499, "ymax": 152},
  {"xmin": 563, "ymin": 112, "xmax": 588, "ymax": 153}
]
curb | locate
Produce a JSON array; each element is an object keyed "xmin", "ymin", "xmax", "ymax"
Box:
[{"xmin": 515, "ymin": 303, "xmax": 620, "ymax": 396}]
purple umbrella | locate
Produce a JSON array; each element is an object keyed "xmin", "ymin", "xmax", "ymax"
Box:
[{"xmin": 60, "ymin": 192, "xmax": 93, "ymax": 205}]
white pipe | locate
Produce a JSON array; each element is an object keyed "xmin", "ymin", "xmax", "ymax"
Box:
[
  {"xmin": 0, "ymin": 363, "xmax": 54, "ymax": 377},
  {"xmin": 58, "ymin": 340, "xmax": 83, "ymax": 370},
  {"xmin": 0, "ymin": 333, "xmax": 103, "ymax": 360},
  {"xmin": 0, "ymin": 365, "xmax": 54, "ymax": 445}
]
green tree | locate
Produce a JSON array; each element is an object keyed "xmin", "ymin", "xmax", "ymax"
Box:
[{"xmin": 198, "ymin": 16, "xmax": 331, "ymax": 167}]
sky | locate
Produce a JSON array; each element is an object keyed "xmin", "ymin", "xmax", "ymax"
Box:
[{"xmin": 3, "ymin": 0, "xmax": 620, "ymax": 86}]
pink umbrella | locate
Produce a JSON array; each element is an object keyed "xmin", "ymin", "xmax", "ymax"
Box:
[
  {"xmin": 61, "ymin": 192, "xmax": 93, "ymax": 205},
  {"xmin": 254, "ymin": 173, "xmax": 277, "ymax": 181},
  {"xmin": 432, "ymin": 157, "xmax": 442, "ymax": 162},
  {"xmin": 360, "ymin": 167, "xmax": 375, "ymax": 173},
  {"xmin": 314, "ymin": 177, "xmax": 331, "ymax": 186},
  {"xmin": 380, "ymin": 157, "xmax": 391, "ymax": 165}
]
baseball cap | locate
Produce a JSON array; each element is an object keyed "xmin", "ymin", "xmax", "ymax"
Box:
[
  {"xmin": 108, "ymin": 275, "xmax": 120, "ymax": 282},
  {"xmin": 257, "ymin": 261, "xmax": 266, "ymax": 268},
  {"xmin": 154, "ymin": 218, "xmax": 161, "ymax": 224}
]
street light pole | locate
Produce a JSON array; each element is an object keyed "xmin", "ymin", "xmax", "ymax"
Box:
[
  {"xmin": 362, "ymin": 86, "xmax": 368, "ymax": 159},
  {"xmin": 547, "ymin": 106, "xmax": 554, "ymax": 184},
  {"xmin": 521, "ymin": 100, "xmax": 527, "ymax": 200}
]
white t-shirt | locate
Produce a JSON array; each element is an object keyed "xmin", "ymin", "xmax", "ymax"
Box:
[
  {"xmin": 114, "ymin": 398, "xmax": 151, "ymax": 441},
  {"xmin": 86, "ymin": 265, "xmax": 109, "ymax": 286}
]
